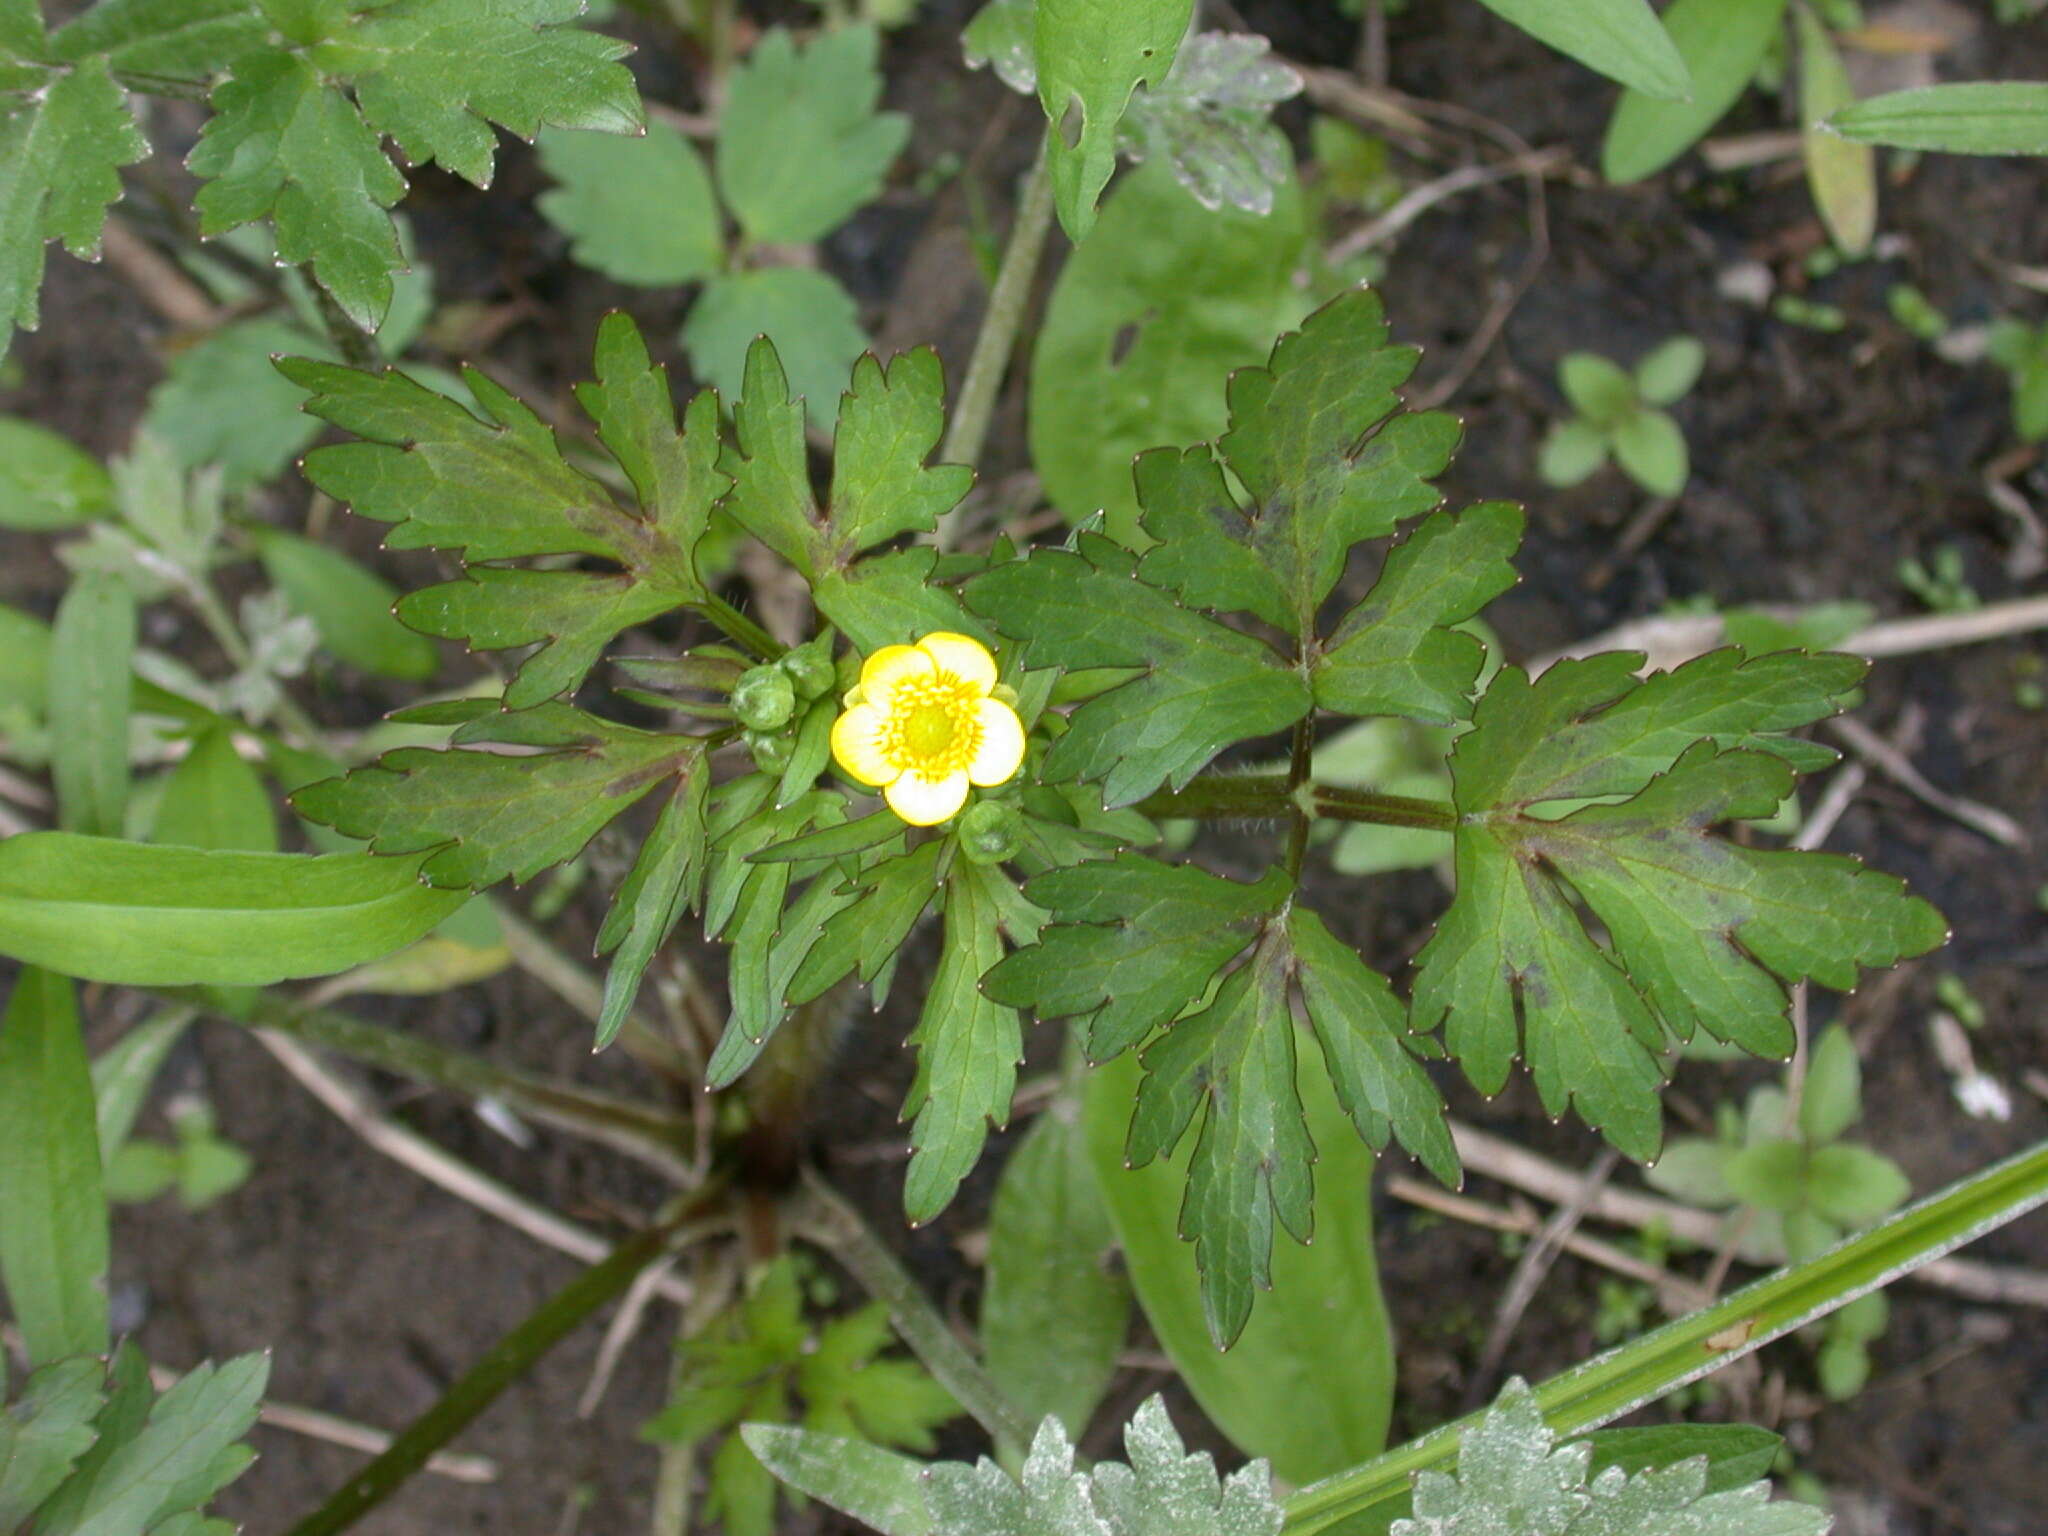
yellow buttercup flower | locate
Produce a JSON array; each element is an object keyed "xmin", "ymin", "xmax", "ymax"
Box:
[{"xmin": 831, "ymin": 632, "xmax": 1026, "ymax": 827}]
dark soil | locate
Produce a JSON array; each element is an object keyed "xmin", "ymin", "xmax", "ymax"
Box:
[{"xmin": 4, "ymin": 2, "xmax": 2046, "ymax": 1533}]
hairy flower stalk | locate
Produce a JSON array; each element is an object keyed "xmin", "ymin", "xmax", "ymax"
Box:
[{"xmin": 830, "ymin": 632, "xmax": 1025, "ymax": 826}]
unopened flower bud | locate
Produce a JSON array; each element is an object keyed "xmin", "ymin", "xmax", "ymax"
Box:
[
  {"xmin": 733, "ymin": 665, "xmax": 796, "ymax": 731},
  {"xmin": 745, "ymin": 728, "xmax": 793, "ymax": 773},
  {"xmin": 957, "ymin": 799, "xmax": 1023, "ymax": 865},
  {"xmin": 780, "ymin": 645, "xmax": 836, "ymax": 701}
]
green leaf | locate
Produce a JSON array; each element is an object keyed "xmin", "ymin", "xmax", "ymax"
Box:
[
  {"xmin": 92, "ymin": 1008, "xmax": 194, "ymax": 1159},
  {"xmin": 1475, "ymin": 0, "xmax": 1691, "ymax": 99},
  {"xmin": 1610, "ymin": 408, "xmax": 1688, "ymax": 497},
  {"xmin": 904, "ymin": 862, "xmax": 1024, "ymax": 1224},
  {"xmin": 0, "ymin": 1358, "xmax": 104, "ymax": 1528},
  {"xmin": 254, "ymin": 528, "xmax": 439, "ymax": 682},
  {"xmin": 1116, "ymin": 32, "xmax": 1301, "ymax": 217},
  {"xmin": 1387, "ymin": 1378, "xmax": 1827, "ymax": 1536},
  {"xmin": 0, "ymin": 416, "xmax": 113, "ymax": 529},
  {"xmin": 741, "ymin": 1425, "xmax": 934, "ymax": 1536},
  {"xmin": 683, "ymin": 268, "xmax": 868, "ymax": 438},
  {"xmin": 155, "ymin": 726, "xmax": 278, "ymax": 852},
  {"xmin": 1798, "ymin": 1026, "xmax": 1861, "ymax": 1143},
  {"xmin": 829, "ymin": 348, "xmax": 975, "ymax": 562},
  {"xmin": 1724, "ymin": 1139, "xmax": 1806, "ymax": 1214},
  {"xmin": 1414, "ymin": 705, "xmax": 1946, "ymax": 1156},
  {"xmin": 104, "ymin": 1140, "xmax": 181, "ymax": 1203},
  {"xmin": 1633, "ymin": 338, "xmax": 1705, "ymax": 407},
  {"xmin": 967, "ymin": 534, "xmax": 1312, "ymax": 807},
  {"xmin": 981, "ymin": 1089, "xmax": 1131, "ymax": 1437},
  {"xmin": 538, "ymin": 120, "xmax": 722, "ymax": 286},
  {"xmin": 140, "ymin": 318, "xmax": 326, "ymax": 490},
  {"xmin": 187, "ymin": 51, "xmax": 407, "ymax": 331},
  {"xmin": 1030, "ymin": 159, "xmax": 1308, "ymax": 542},
  {"xmin": 1312, "ymin": 503, "xmax": 1522, "ymax": 724},
  {"xmin": 48, "ymin": 0, "xmax": 268, "ymax": 79},
  {"xmin": 594, "ymin": 761, "xmax": 709, "ymax": 1049},
  {"xmin": 1830, "ymin": 82, "xmax": 2048, "ymax": 155},
  {"xmin": 1575, "ymin": 1425, "xmax": 1784, "ymax": 1496},
  {"xmin": 1138, "ymin": 287, "xmax": 1459, "ymax": 638},
  {"xmin": 293, "ymin": 705, "xmax": 700, "ymax": 888},
  {"xmin": 0, "ymin": 968, "xmax": 109, "ymax": 1367},
  {"xmin": 1643, "ymin": 1139, "xmax": 1733, "ymax": 1208},
  {"xmin": 1538, "ymin": 419, "xmax": 1610, "ymax": 487},
  {"xmin": 1559, "ymin": 353, "xmax": 1637, "ymax": 425},
  {"xmin": 1034, "ymin": 0, "xmax": 1192, "ymax": 239},
  {"xmin": 985, "ymin": 856, "xmax": 1288, "ymax": 1060},
  {"xmin": 715, "ymin": 24, "xmax": 907, "ymax": 243},
  {"xmin": 49, "ymin": 571, "xmax": 136, "ymax": 839},
  {"xmin": 0, "ymin": 54, "xmax": 148, "ymax": 351},
  {"xmin": 347, "ymin": 0, "xmax": 640, "ymax": 188},
  {"xmin": 1804, "ymin": 1144, "xmax": 1910, "ymax": 1228},
  {"xmin": 1602, "ymin": 0, "xmax": 1789, "ymax": 183},
  {"xmin": 0, "ymin": 833, "xmax": 466, "ymax": 984},
  {"xmin": 1086, "ymin": 1048, "xmax": 1398, "ymax": 1480},
  {"xmin": 786, "ymin": 837, "xmax": 937, "ymax": 1005},
  {"xmin": 963, "ymin": 0, "xmax": 1035, "ymax": 92},
  {"xmin": 1796, "ymin": 8, "xmax": 1874, "ymax": 257}
]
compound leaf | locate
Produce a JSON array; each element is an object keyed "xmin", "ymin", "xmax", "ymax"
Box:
[
  {"xmin": 715, "ymin": 24, "xmax": 906, "ymax": 244},
  {"xmin": 966, "ymin": 533, "xmax": 1312, "ymax": 807},
  {"xmin": 0, "ymin": 54, "xmax": 147, "ymax": 350},
  {"xmin": 1313, "ymin": 502, "xmax": 1521, "ymax": 724},
  {"xmin": 593, "ymin": 759, "xmax": 709, "ymax": 1049},
  {"xmin": 48, "ymin": 0, "xmax": 267, "ymax": 79},
  {"xmin": 1034, "ymin": 0, "xmax": 1193, "ymax": 240},
  {"xmin": 292, "ymin": 704, "xmax": 699, "ymax": 889},
  {"xmin": 1116, "ymin": 31, "xmax": 1300, "ymax": 217},
  {"xmin": 681, "ymin": 267, "xmax": 868, "ymax": 437},
  {"xmin": 538, "ymin": 119, "xmax": 722, "ymax": 286},
  {"xmin": 0, "ymin": 1358, "xmax": 104, "ymax": 1527}
]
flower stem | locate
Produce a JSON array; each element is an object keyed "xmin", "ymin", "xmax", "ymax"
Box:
[
  {"xmin": 695, "ymin": 593, "xmax": 785, "ymax": 661},
  {"xmin": 1133, "ymin": 775, "xmax": 1458, "ymax": 832}
]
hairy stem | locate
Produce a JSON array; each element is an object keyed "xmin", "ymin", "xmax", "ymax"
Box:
[
  {"xmin": 794, "ymin": 1168, "xmax": 1036, "ymax": 1453},
  {"xmin": 938, "ymin": 141, "xmax": 1056, "ymax": 531},
  {"xmin": 1133, "ymin": 774, "xmax": 1458, "ymax": 832},
  {"xmin": 1283, "ymin": 717, "xmax": 1314, "ymax": 881},
  {"xmin": 285, "ymin": 1208, "xmax": 698, "ymax": 1536},
  {"xmin": 695, "ymin": 593, "xmax": 786, "ymax": 661},
  {"xmin": 217, "ymin": 991, "xmax": 698, "ymax": 1180}
]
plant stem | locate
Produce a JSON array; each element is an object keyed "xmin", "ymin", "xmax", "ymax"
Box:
[
  {"xmin": 285, "ymin": 1209, "xmax": 696, "ymax": 1536},
  {"xmin": 309, "ymin": 282, "xmax": 381, "ymax": 371},
  {"xmin": 938, "ymin": 140, "xmax": 1056, "ymax": 530},
  {"xmin": 1132, "ymin": 774, "xmax": 1458, "ymax": 832},
  {"xmin": 695, "ymin": 593, "xmax": 785, "ymax": 661},
  {"xmin": 221, "ymin": 991, "xmax": 698, "ymax": 1180},
  {"xmin": 1283, "ymin": 717, "xmax": 1314, "ymax": 881},
  {"xmin": 1281, "ymin": 1137, "xmax": 2048, "ymax": 1534},
  {"xmin": 794, "ymin": 1168, "xmax": 1036, "ymax": 1453}
]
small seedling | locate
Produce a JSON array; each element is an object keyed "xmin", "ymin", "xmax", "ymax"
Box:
[
  {"xmin": 1537, "ymin": 336, "xmax": 1702, "ymax": 497},
  {"xmin": 1988, "ymin": 315, "xmax": 2048, "ymax": 442},
  {"xmin": 1897, "ymin": 544, "xmax": 1981, "ymax": 613}
]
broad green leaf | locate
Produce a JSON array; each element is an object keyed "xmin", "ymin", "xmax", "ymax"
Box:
[
  {"xmin": 1830, "ymin": 82, "xmax": 2048, "ymax": 155},
  {"xmin": 0, "ymin": 416, "xmax": 113, "ymax": 529},
  {"xmin": 1724, "ymin": 1139, "xmax": 1806, "ymax": 1213},
  {"xmin": 46, "ymin": 1353, "xmax": 267, "ymax": 1535},
  {"xmin": 1538, "ymin": 420, "xmax": 1609, "ymax": 487},
  {"xmin": 1034, "ymin": 0, "xmax": 1193, "ymax": 239},
  {"xmin": 594, "ymin": 762, "xmax": 709, "ymax": 1049},
  {"xmin": 1387, "ymin": 1378, "xmax": 1827, "ymax": 1536},
  {"xmin": 154, "ymin": 726, "xmax": 278, "ymax": 852},
  {"xmin": 1644, "ymin": 1140, "xmax": 1733, "ymax": 1208},
  {"xmin": 0, "ymin": 833, "xmax": 465, "ymax": 984},
  {"xmin": 49, "ymin": 571, "xmax": 136, "ymax": 838},
  {"xmin": 92, "ymin": 1007, "xmax": 194, "ymax": 1159},
  {"xmin": 985, "ymin": 856, "xmax": 1287, "ymax": 1060},
  {"xmin": 1796, "ymin": 8, "xmax": 1874, "ymax": 256},
  {"xmin": 683, "ymin": 268, "xmax": 868, "ymax": 437},
  {"xmin": 829, "ymin": 348, "xmax": 975, "ymax": 562},
  {"xmin": 715, "ymin": 24, "xmax": 907, "ymax": 244},
  {"xmin": 0, "ymin": 968, "xmax": 109, "ymax": 1367},
  {"xmin": 1031, "ymin": 159, "xmax": 1308, "ymax": 541},
  {"xmin": 1576, "ymin": 1426, "xmax": 1782, "ymax": 1496},
  {"xmin": 1414, "ymin": 688, "xmax": 1946, "ymax": 1156},
  {"xmin": 254, "ymin": 528, "xmax": 439, "ymax": 682},
  {"xmin": 1477, "ymin": 0, "xmax": 1690, "ymax": 99},
  {"xmin": 813, "ymin": 546, "xmax": 992, "ymax": 655},
  {"xmin": 1139, "ymin": 287, "xmax": 1459, "ymax": 637},
  {"xmin": 1116, "ymin": 32, "xmax": 1301, "ymax": 217},
  {"xmin": 140, "ymin": 318, "xmax": 325, "ymax": 489},
  {"xmin": 0, "ymin": 0, "xmax": 43, "ymax": 58},
  {"xmin": 1312, "ymin": 503, "xmax": 1521, "ymax": 724},
  {"xmin": 187, "ymin": 52, "xmax": 407, "ymax": 331},
  {"xmin": 0, "ymin": 54, "xmax": 147, "ymax": 351},
  {"xmin": 1602, "ymin": 0, "xmax": 1790, "ymax": 183},
  {"xmin": 537, "ymin": 120, "xmax": 722, "ymax": 286},
  {"xmin": 967, "ymin": 533, "xmax": 1312, "ymax": 807},
  {"xmin": 1804, "ymin": 1144, "xmax": 1909, "ymax": 1228},
  {"xmin": 1610, "ymin": 408, "xmax": 1687, "ymax": 497},
  {"xmin": 741, "ymin": 1425, "xmax": 934, "ymax": 1536},
  {"xmin": 1086, "ymin": 1048, "xmax": 1398, "ymax": 1479},
  {"xmin": 49, "ymin": 0, "xmax": 268, "ymax": 78},
  {"xmin": 293, "ymin": 705, "xmax": 700, "ymax": 888},
  {"xmin": 1798, "ymin": 1027, "xmax": 1861, "ymax": 1143},
  {"xmin": 0, "ymin": 1358, "xmax": 104, "ymax": 1528},
  {"xmin": 962, "ymin": 0, "xmax": 1035, "ymax": 93},
  {"xmin": 1633, "ymin": 338, "xmax": 1705, "ymax": 407},
  {"xmin": 1559, "ymin": 353, "xmax": 1636, "ymax": 424},
  {"xmin": 904, "ymin": 862, "xmax": 1024, "ymax": 1223},
  {"xmin": 981, "ymin": 1091, "xmax": 1131, "ymax": 1437},
  {"xmin": 347, "ymin": 0, "xmax": 639, "ymax": 188}
]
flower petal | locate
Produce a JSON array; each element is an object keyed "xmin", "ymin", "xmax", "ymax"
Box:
[
  {"xmin": 967, "ymin": 696, "xmax": 1026, "ymax": 787},
  {"xmin": 886, "ymin": 770, "xmax": 969, "ymax": 827},
  {"xmin": 831, "ymin": 703, "xmax": 896, "ymax": 786},
  {"xmin": 860, "ymin": 643, "xmax": 935, "ymax": 703},
  {"xmin": 917, "ymin": 631, "xmax": 998, "ymax": 696}
]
